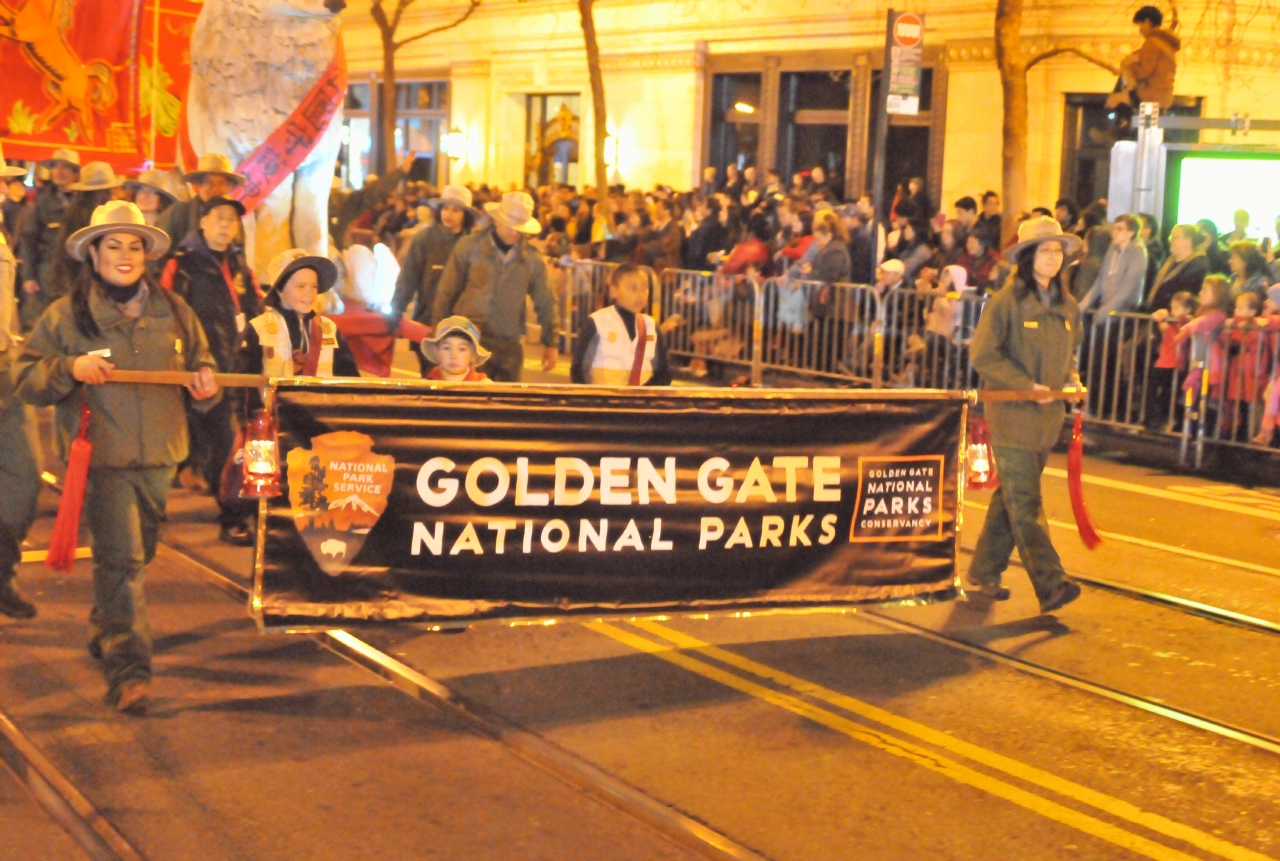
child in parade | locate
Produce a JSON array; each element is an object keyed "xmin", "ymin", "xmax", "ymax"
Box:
[
  {"xmin": 1148, "ymin": 290, "xmax": 1197, "ymax": 429},
  {"xmin": 15, "ymin": 201, "xmax": 222, "ymax": 713},
  {"xmin": 238, "ymin": 249, "xmax": 359, "ymax": 386},
  {"xmin": 570, "ymin": 263, "xmax": 672, "ymax": 386},
  {"xmin": 419, "ymin": 316, "xmax": 491, "ymax": 382}
]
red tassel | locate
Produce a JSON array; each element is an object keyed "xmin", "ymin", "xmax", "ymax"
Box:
[
  {"xmin": 1067, "ymin": 412, "xmax": 1102, "ymax": 550},
  {"xmin": 47, "ymin": 404, "xmax": 92, "ymax": 572}
]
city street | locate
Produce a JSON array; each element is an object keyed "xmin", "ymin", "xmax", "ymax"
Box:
[{"xmin": 2, "ymin": 381, "xmax": 1278, "ymax": 860}]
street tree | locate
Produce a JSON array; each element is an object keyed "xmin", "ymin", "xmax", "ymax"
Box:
[
  {"xmin": 369, "ymin": 0, "xmax": 482, "ymax": 171},
  {"xmin": 578, "ymin": 0, "xmax": 609, "ymax": 197}
]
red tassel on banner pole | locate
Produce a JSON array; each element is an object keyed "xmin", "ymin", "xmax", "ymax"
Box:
[
  {"xmin": 46, "ymin": 404, "xmax": 93, "ymax": 572},
  {"xmin": 1067, "ymin": 412, "xmax": 1103, "ymax": 550}
]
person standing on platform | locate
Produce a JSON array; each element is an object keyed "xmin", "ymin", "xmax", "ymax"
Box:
[
  {"xmin": 161, "ymin": 196, "xmax": 261, "ymax": 545},
  {"xmin": 0, "ymin": 158, "xmax": 40, "ymax": 619},
  {"xmin": 432, "ymin": 192, "xmax": 560, "ymax": 382},
  {"xmin": 15, "ymin": 201, "xmax": 221, "ymax": 713},
  {"xmin": 390, "ymin": 185, "xmax": 478, "ymax": 372},
  {"xmin": 968, "ymin": 216, "xmax": 1083, "ymax": 614},
  {"xmin": 18, "ymin": 148, "xmax": 80, "ymax": 330},
  {"xmin": 156, "ymin": 154, "xmax": 245, "ymax": 247}
]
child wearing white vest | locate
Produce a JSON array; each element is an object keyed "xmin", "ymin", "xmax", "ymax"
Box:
[
  {"xmin": 570, "ymin": 263, "xmax": 671, "ymax": 386},
  {"xmin": 238, "ymin": 249, "xmax": 359, "ymax": 387}
]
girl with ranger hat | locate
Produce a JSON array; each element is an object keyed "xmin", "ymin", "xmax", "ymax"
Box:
[
  {"xmin": 237, "ymin": 248, "xmax": 359, "ymax": 391},
  {"xmin": 15, "ymin": 200, "xmax": 222, "ymax": 714},
  {"xmin": 967, "ymin": 215, "xmax": 1085, "ymax": 615}
]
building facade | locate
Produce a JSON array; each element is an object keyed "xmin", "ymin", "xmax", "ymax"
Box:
[{"xmin": 340, "ymin": 0, "xmax": 1280, "ymax": 210}]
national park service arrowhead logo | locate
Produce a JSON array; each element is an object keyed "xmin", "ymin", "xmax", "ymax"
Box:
[{"xmin": 286, "ymin": 431, "xmax": 394, "ymax": 575}]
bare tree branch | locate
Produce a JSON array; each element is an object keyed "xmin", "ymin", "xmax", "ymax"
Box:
[
  {"xmin": 391, "ymin": 0, "xmax": 412, "ymax": 34},
  {"xmin": 369, "ymin": 0, "xmax": 392, "ymax": 38},
  {"xmin": 1026, "ymin": 46, "xmax": 1119, "ymax": 75},
  {"xmin": 395, "ymin": 0, "xmax": 482, "ymax": 49}
]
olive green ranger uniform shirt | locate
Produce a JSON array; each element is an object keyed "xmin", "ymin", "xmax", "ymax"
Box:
[
  {"xmin": 14, "ymin": 286, "xmax": 221, "ymax": 468},
  {"xmin": 970, "ymin": 281, "xmax": 1082, "ymax": 452}
]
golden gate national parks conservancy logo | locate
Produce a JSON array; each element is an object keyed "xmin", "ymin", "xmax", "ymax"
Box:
[
  {"xmin": 287, "ymin": 432, "xmax": 395, "ymax": 574},
  {"xmin": 850, "ymin": 455, "xmax": 945, "ymax": 543}
]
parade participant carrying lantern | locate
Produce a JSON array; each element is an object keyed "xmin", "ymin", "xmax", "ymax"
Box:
[{"xmin": 14, "ymin": 200, "xmax": 221, "ymax": 715}]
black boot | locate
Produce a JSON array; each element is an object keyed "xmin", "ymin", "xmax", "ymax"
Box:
[{"xmin": 0, "ymin": 581, "xmax": 36, "ymax": 619}]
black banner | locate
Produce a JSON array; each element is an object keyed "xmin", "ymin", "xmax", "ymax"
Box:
[{"xmin": 253, "ymin": 382, "xmax": 967, "ymax": 629}]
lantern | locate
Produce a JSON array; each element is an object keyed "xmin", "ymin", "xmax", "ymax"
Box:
[
  {"xmin": 965, "ymin": 417, "xmax": 999, "ymax": 491},
  {"xmin": 240, "ymin": 408, "xmax": 282, "ymax": 498}
]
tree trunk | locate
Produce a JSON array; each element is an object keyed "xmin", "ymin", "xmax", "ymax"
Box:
[
  {"xmin": 380, "ymin": 37, "xmax": 399, "ymax": 176},
  {"xmin": 578, "ymin": 0, "xmax": 609, "ymax": 195},
  {"xmin": 995, "ymin": 0, "xmax": 1027, "ymax": 247}
]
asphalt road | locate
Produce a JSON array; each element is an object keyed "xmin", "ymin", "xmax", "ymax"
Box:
[{"xmin": 2, "ymin": 360, "xmax": 1278, "ymax": 859}]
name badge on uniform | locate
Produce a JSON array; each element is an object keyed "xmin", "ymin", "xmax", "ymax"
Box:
[
  {"xmin": 88, "ymin": 348, "xmax": 112, "ymax": 358},
  {"xmin": 1065, "ymin": 320, "xmax": 1072, "ymax": 332},
  {"xmin": 607, "ymin": 332, "xmax": 618, "ymax": 343},
  {"xmin": 322, "ymin": 336, "xmax": 338, "ymax": 347},
  {"xmin": 174, "ymin": 339, "xmax": 183, "ymax": 355},
  {"xmin": 1023, "ymin": 321, "xmax": 1039, "ymax": 329},
  {"xmin": 646, "ymin": 334, "xmax": 656, "ymax": 342},
  {"xmin": 235, "ymin": 313, "xmax": 246, "ymax": 333}
]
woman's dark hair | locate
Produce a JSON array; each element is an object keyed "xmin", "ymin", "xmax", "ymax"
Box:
[
  {"xmin": 1229, "ymin": 240, "xmax": 1268, "ymax": 278},
  {"xmin": 747, "ymin": 212, "xmax": 772, "ymax": 243},
  {"xmin": 1081, "ymin": 202, "xmax": 1108, "ymax": 230},
  {"xmin": 1195, "ymin": 218, "xmax": 1219, "ymax": 241},
  {"xmin": 1012, "ymin": 241, "xmax": 1065, "ymax": 297},
  {"xmin": 1133, "ymin": 5, "xmax": 1163, "ymax": 26},
  {"xmin": 967, "ymin": 231, "xmax": 992, "ymax": 252}
]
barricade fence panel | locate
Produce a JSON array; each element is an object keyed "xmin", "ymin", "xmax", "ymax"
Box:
[{"xmin": 563, "ymin": 263, "xmax": 1278, "ymax": 466}]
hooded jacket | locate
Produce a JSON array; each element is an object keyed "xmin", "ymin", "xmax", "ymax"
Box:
[{"xmin": 1126, "ymin": 29, "xmax": 1180, "ymax": 108}]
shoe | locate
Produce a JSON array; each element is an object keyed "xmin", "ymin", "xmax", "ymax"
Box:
[
  {"xmin": 966, "ymin": 581, "xmax": 1011, "ymax": 601},
  {"xmin": 219, "ymin": 522, "xmax": 255, "ymax": 547},
  {"xmin": 1040, "ymin": 581, "xmax": 1082, "ymax": 614},
  {"xmin": 114, "ymin": 679, "xmax": 149, "ymax": 715},
  {"xmin": 0, "ymin": 582, "xmax": 36, "ymax": 619}
]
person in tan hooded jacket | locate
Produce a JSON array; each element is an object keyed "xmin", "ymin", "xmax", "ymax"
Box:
[{"xmin": 1107, "ymin": 6, "xmax": 1180, "ymax": 111}]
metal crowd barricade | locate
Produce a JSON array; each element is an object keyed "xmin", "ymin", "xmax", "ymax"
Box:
[
  {"xmin": 658, "ymin": 269, "xmax": 758, "ymax": 380},
  {"xmin": 562, "ymin": 260, "xmax": 617, "ymax": 354},
  {"xmin": 1075, "ymin": 311, "xmax": 1178, "ymax": 432},
  {"xmin": 1182, "ymin": 323, "xmax": 1280, "ymax": 466}
]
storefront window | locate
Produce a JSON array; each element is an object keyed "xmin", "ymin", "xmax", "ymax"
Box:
[
  {"xmin": 526, "ymin": 94, "xmax": 581, "ymax": 188},
  {"xmin": 395, "ymin": 80, "xmax": 449, "ymax": 186},
  {"xmin": 710, "ymin": 73, "xmax": 762, "ymax": 174},
  {"xmin": 777, "ymin": 71, "xmax": 850, "ymax": 189}
]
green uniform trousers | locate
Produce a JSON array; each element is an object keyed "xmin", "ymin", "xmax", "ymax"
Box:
[
  {"xmin": 480, "ymin": 334, "xmax": 526, "ymax": 383},
  {"xmin": 967, "ymin": 447, "xmax": 1066, "ymax": 603},
  {"xmin": 86, "ymin": 466, "xmax": 174, "ymax": 696},
  {"xmin": 0, "ymin": 402, "xmax": 41, "ymax": 586}
]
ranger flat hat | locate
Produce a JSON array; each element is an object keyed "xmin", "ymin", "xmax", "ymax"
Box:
[
  {"xmin": 40, "ymin": 148, "xmax": 81, "ymax": 171},
  {"xmin": 65, "ymin": 200, "xmax": 171, "ymax": 262},
  {"xmin": 0, "ymin": 143, "xmax": 28, "ymax": 178},
  {"xmin": 427, "ymin": 185, "xmax": 481, "ymax": 219},
  {"xmin": 421, "ymin": 315, "xmax": 491, "ymax": 366},
  {"xmin": 266, "ymin": 248, "xmax": 339, "ymax": 295},
  {"xmin": 1003, "ymin": 215, "xmax": 1082, "ymax": 261},
  {"xmin": 185, "ymin": 153, "xmax": 247, "ymax": 188},
  {"xmin": 484, "ymin": 191, "xmax": 541, "ymax": 235},
  {"xmin": 124, "ymin": 168, "xmax": 181, "ymax": 203},
  {"xmin": 68, "ymin": 161, "xmax": 124, "ymax": 191}
]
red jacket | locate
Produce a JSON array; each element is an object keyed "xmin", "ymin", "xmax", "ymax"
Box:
[
  {"xmin": 719, "ymin": 238, "xmax": 771, "ymax": 276},
  {"xmin": 329, "ymin": 299, "xmax": 431, "ymax": 377},
  {"xmin": 1154, "ymin": 318, "xmax": 1188, "ymax": 369},
  {"xmin": 1225, "ymin": 320, "xmax": 1275, "ymax": 402}
]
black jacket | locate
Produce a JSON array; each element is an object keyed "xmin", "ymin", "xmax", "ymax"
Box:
[
  {"xmin": 163, "ymin": 231, "xmax": 261, "ymax": 371},
  {"xmin": 684, "ymin": 218, "xmax": 729, "ymax": 271}
]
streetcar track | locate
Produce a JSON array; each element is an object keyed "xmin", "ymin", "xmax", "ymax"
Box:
[
  {"xmin": 855, "ymin": 608, "xmax": 1280, "ymax": 758},
  {"xmin": 156, "ymin": 540, "xmax": 767, "ymax": 861}
]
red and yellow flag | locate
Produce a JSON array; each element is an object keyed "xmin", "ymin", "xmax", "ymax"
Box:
[{"xmin": 0, "ymin": 0, "xmax": 203, "ymax": 170}]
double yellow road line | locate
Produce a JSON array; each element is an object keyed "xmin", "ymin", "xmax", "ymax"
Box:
[{"xmin": 588, "ymin": 619, "xmax": 1273, "ymax": 861}]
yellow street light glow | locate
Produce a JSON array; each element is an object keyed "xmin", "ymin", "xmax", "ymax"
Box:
[{"xmin": 733, "ymin": 102, "xmax": 756, "ymax": 114}]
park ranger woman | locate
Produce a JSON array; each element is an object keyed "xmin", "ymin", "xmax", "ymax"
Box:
[
  {"xmin": 968, "ymin": 216, "xmax": 1084, "ymax": 614},
  {"xmin": 15, "ymin": 200, "xmax": 222, "ymax": 714}
]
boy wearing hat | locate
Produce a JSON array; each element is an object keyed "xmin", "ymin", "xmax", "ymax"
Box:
[
  {"xmin": 570, "ymin": 264, "xmax": 671, "ymax": 386},
  {"xmin": 18, "ymin": 148, "xmax": 80, "ymax": 329},
  {"xmin": 968, "ymin": 215, "xmax": 1085, "ymax": 614},
  {"xmin": 156, "ymin": 153, "xmax": 246, "ymax": 247},
  {"xmin": 420, "ymin": 316, "xmax": 491, "ymax": 382},
  {"xmin": 162, "ymin": 195, "xmax": 261, "ymax": 542},
  {"xmin": 433, "ymin": 191, "xmax": 560, "ymax": 382}
]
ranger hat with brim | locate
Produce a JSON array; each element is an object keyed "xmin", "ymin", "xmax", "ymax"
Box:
[
  {"xmin": 68, "ymin": 161, "xmax": 124, "ymax": 192},
  {"xmin": 1003, "ymin": 215, "xmax": 1082, "ymax": 261},
  {"xmin": 427, "ymin": 185, "xmax": 481, "ymax": 220},
  {"xmin": 65, "ymin": 200, "xmax": 171, "ymax": 262},
  {"xmin": 185, "ymin": 152, "xmax": 247, "ymax": 188},
  {"xmin": 484, "ymin": 191, "xmax": 541, "ymax": 235},
  {"xmin": 0, "ymin": 142, "xmax": 27, "ymax": 178},
  {"xmin": 124, "ymin": 169, "xmax": 179, "ymax": 203},
  {"xmin": 421, "ymin": 315, "xmax": 491, "ymax": 366},
  {"xmin": 40, "ymin": 148, "xmax": 81, "ymax": 171},
  {"xmin": 267, "ymin": 249, "xmax": 339, "ymax": 296},
  {"xmin": 200, "ymin": 195, "xmax": 247, "ymax": 217}
]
